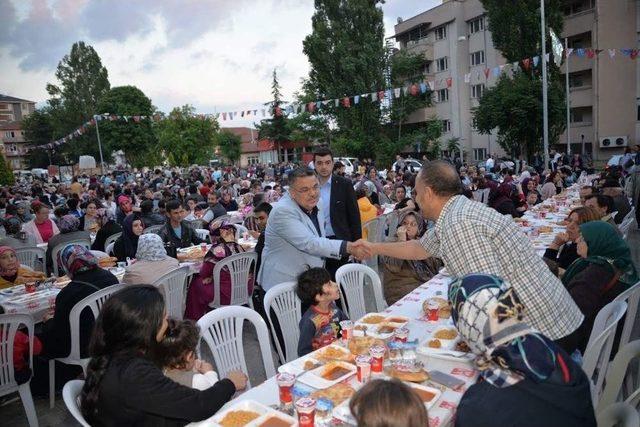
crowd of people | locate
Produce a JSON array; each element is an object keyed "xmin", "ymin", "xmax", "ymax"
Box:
[{"xmin": 0, "ymin": 143, "xmax": 639, "ymax": 426}]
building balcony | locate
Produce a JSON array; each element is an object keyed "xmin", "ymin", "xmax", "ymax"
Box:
[
  {"xmin": 563, "ymin": 9, "xmax": 595, "ymax": 38},
  {"xmin": 569, "ymin": 86, "xmax": 593, "ymax": 108},
  {"xmin": 4, "ymin": 149, "xmax": 29, "ymax": 157},
  {"xmin": 404, "ymin": 38, "xmax": 433, "ymax": 59},
  {"xmin": 405, "ymin": 106, "xmax": 437, "ymax": 125}
]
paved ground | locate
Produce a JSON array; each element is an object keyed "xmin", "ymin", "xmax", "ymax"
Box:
[{"xmin": 4, "ymin": 223, "xmax": 640, "ymax": 426}]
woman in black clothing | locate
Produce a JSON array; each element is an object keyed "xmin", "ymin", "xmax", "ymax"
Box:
[
  {"xmin": 81, "ymin": 286, "xmax": 247, "ymax": 426},
  {"xmin": 91, "ymin": 209, "xmax": 122, "ymax": 252},
  {"xmin": 113, "ymin": 213, "xmax": 144, "ymax": 261}
]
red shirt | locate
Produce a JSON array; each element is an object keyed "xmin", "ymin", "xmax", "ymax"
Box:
[
  {"xmin": 13, "ymin": 331, "xmax": 42, "ymax": 371},
  {"xmin": 35, "ymin": 219, "xmax": 54, "ymax": 243}
]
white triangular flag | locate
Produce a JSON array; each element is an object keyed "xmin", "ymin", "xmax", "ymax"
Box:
[
  {"xmin": 608, "ymin": 49, "xmax": 616, "ymax": 58},
  {"xmin": 394, "ymin": 88, "xmax": 401, "ymax": 98},
  {"xmin": 464, "ymin": 73, "xmax": 471, "ymax": 83}
]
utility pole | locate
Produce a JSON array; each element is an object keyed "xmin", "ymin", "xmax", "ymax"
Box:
[
  {"xmin": 565, "ymin": 37, "xmax": 571, "ymax": 155},
  {"xmin": 541, "ymin": 0, "xmax": 550, "ymax": 170},
  {"xmin": 94, "ymin": 115, "xmax": 105, "ymax": 175}
]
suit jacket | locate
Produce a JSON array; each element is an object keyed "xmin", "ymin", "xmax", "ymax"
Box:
[
  {"xmin": 258, "ymin": 194, "xmax": 343, "ymax": 291},
  {"xmin": 329, "ymin": 174, "xmax": 362, "ymax": 241}
]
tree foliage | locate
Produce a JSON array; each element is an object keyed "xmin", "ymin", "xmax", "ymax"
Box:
[
  {"xmin": 154, "ymin": 105, "xmax": 218, "ymax": 167},
  {"xmin": 0, "ymin": 153, "xmax": 15, "ymax": 185},
  {"xmin": 22, "ymin": 109, "xmax": 66, "ymax": 168},
  {"xmin": 95, "ymin": 86, "xmax": 159, "ymax": 168},
  {"xmin": 256, "ymin": 70, "xmax": 291, "ymax": 145},
  {"xmin": 216, "ymin": 131, "xmax": 242, "ymax": 165}
]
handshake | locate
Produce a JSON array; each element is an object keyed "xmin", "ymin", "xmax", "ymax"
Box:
[{"xmin": 347, "ymin": 239, "xmax": 376, "ymax": 260}]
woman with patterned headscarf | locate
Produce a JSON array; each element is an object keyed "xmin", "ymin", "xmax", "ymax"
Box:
[
  {"xmin": 381, "ymin": 211, "xmax": 443, "ymax": 304},
  {"xmin": 91, "ymin": 208, "xmax": 123, "ymax": 252},
  {"xmin": 184, "ymin": 221, "xmax": 251, "ymax": 320},
  {"xmin": 122, "ymin": 234, "xmax": 179, "ymax": 285},
  {"xmin": 40, "ymin": 244, "xmax": 119, "ymax": 359},
  {"xmin": 45, "ymin": 214, "xmax": 91, "ymax": 276},
  {"xmin": 0, "ymin": 246, "xmax": 46, "ymax": 289},
  {"xmin": 449, "ymin": 274, "xmax": 596, "ymax": 427}
]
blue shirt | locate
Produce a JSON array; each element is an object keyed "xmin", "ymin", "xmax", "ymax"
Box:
[
  {"xmin": 319, "ymin": 176, "xmax": 335, "ymax": 237},
  {"xmin": 172, "ymin": 226, "xmax": 182, "ymax": 239}
]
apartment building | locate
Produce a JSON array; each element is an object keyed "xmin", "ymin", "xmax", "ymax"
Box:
[
  {"xmin": 393, "ymin": 0, "xmax": 638, "ymax": 163},
  {"xmin": 0, "ymin": 94, "xmax": 36, "ymax": 122},
  {"xmin": 0, "ymin": 94, "xmax": 36, "ymax": 170}
]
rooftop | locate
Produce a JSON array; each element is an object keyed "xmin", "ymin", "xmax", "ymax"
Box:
[{"xmin": 0, "ymin": 94, "xmax": 36, "ymax": 104}]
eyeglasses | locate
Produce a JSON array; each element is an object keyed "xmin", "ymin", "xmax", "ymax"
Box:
[{"xmin": 292, "ymin": 185, "xmax": 320, "ymax": 195}]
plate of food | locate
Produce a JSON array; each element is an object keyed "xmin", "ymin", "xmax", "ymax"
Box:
[
  {"xmin": 298, "ymin": 361, "xmax": 357, "ymax": 389},
  {"xmin": 408, "ymin": 382, "xmax": 443, "ymax": 410},
  {"xmin": 422, "ymin": 327, "xmax": 460, "ymax": 351},
  {"xmin": 177, "ymin": 245, "xmax": 209, "ymax": 260},
  {"xmin": 356, "ymin": 313, "xmax": 388, "ymax": 325},
  {"xmin": 313, "ymin": 344, "xmax": 354, "ymax": 363},
  {"xmin": 310, "ymin": 382, "xmax": 355, "ymax": 407},
  {"xmin": 422, "ymin": 297, "xmax": 452, "ymax": 320},
  {"xmin": 251, "ymin": 412, "xmax": 297, "ymax": 427},
  {"xmin": 347, "ymin": 336, "xmax": 386, "ymax": 356},
  {"xmin": 386, "ymin": 364, "xmax": 430, "ymax": 383},
  {"xmin": 277, "ymin": 355, "xmax": 323, "ymax": 376},
  {"xmin": 211, "ymin": 400, "xmax": 272, "ymax": 426}
]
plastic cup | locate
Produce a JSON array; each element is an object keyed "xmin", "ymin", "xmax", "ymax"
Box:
[
  {"xmin": 340, "ymin": 320, "xmax": 353, "ymax": 342},
  {"xmin": 295, "ymin": 397, "xmax": 317, "ymax": 427},
  {"xmin": 24, "ymin": 282, "xmax": 36, "ymax": 293},
  {"xmin": 200, "ymin": 242, "xmax": 207, "ymax": 254},
  {"xmin": 369, "ymin": 345, "xmax": 385, "ymax": 373},
  {"xmin": 394, "ymin": 327, "xmax": 409, "ymax": 343},
  {"xmin": 276, "ymin": 372, "xmax": 296, "ymax": 406},
  {"xmin": 355, "ymin": 355, "xmax": 372, "ymax": 383},
  {"xmin": 427, "ymin": 300, "xmax": 439, "ymax": 322}
]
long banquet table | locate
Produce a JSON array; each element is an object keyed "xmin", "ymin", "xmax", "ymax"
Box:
[{"xmin": 190, "ymin": 270, "xmax": 478, "ymax": 427}]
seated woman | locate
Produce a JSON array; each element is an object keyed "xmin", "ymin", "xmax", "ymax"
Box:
[
  {"xmin": 22, "ymin": 201, "xmax": 60, "ymax": 244},
  {"xmin": 91, "ymin": 209, "xmax": 123, "ymax": 252},
  {"xmin": 80, "ymin": 285, "xmax": 247, "ymax": 426},
  {"xmin": 356, "ymin": 187, "xmax": 378, "ymax": 240},
  {"xmin": 79, "ymin": 199, "xmax": 102, "ymax": 232},
  {"xmin": 490, "ymin": 181, "xmax": 520, "ymax": 217},
  {"xmin": 0, "ymin": 246, "xmax": 45, "ymax": 290},
  {"xmin": 113, "ymin": 214, "xmax": 145, "ymax": 262},
  {"xmin": 381, "ymin": 211, "xmax": 443, "ymax": 305},
  {"xmin": 45, "ymin": 214, "xmax": 91, "ymax": 276},
  {"xmin": 543, "ymin": 206, "xmax": 601, "ymax": 276},
  {"xmin": 556, "ymin": 221, "xmax": 638, "ymax": 355},
  {"xmin": 122, "ymin": 234, "xmax": 179, "ymax": 285},
  {"xmin": 184, "ymin": 221, "xmax": 250, "ymax": 320},
  {"xmin": 541, "ymin": 172, "xmax": 560, "ymax": 200},
  {"xmin": 450, "ymin": 274, "xmax": 596, "ymax": 427}
]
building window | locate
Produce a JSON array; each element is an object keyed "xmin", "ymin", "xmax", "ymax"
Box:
[
  {"xmin": 474, "ymin": 148, "xmax": 488, "ymax": 161},
  {"xmin": 0, "ymin": 103, "xmax": 8, "ymax": 110},
  {"xmin": 567, "ymin": 32, "xmax": 591, "ymax": 49},
  {"xmin": 436, "ymin": 57, "xmax": 448, "ymax": 72},
  {"xmin": 468, "ymin": 17, "xmax": 484, "ymax": 34},
  {"xmin": 423, "ymin": 62, "xmax": 431, "ymax": 74},
  {"xmin": 434, "ymin": 26, "xmax": 447, "ymax": 40},
  {"xmin": 471, "ymin": 84, "xmax": 485, "ymax": 99},
  {"xmin": 563, "ymin": 0, "xmax": 594, "ymax": 16},
  {"xmin": 441, "ymin": 119, "xmax": 451, "ymax": 132},
  {"xmin": 437, "ymin": 89, "xmax": 449, "ymax": 103},
  {"xmin": 470, "ymin": 50, "xmax": 485, "ymax": 66}
]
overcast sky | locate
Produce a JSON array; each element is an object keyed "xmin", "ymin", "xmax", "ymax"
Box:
[{"xmin": 0, "ymin": 0, "xmax": 440, "ymax": 128}]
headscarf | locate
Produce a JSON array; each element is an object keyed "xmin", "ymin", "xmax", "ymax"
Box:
[
  {"xmin": 521, "ymin": 178, "xmax": 532, "ymax": 196},
  {"xmin": 122, "ymin": 214, "xmax": 144, "ymax": 260},
  {"xmin": 265, "ymin": 189, "xmax": 280, "ymax": 204},
  {"xmin": 3, "ymin": 216, "xmax": 22, "ymax": 236},
  {"xmin": 58, "ymin": 244, "xmax": 98, "ymax": 278},
  {"xmin": 397, "ymin": 210, "xmax": 426, "ymax": 240},
  {"xmin": 208, "ymin": 220, "xmax": 237, "ymax": 245},
  {"xmin": 205, "ymin": 220, "xmax": 243, "ymax": 262},
  {"xmin": 396, "ymin": 210, "xmax": 438, "ymax": 281},
  {"xmin": 449, "ymin": 274, "xmax": 560, "ymax": 388},
  {"xmin": 136, "ymin": 234, "xmax": 167, "ymax": 262},
  {"xmin": 0, "ymin": 246, "xmax": 19, "ymax": 278},
  {"xmin": 59, "ymin": 214, "xmax": 81, "ymax": 234},
  {"xmin": 562, "ymin": 221, "xmax": 639, "ymax": 287},
  {"xmin": 490, "ymin": 181, "xmax": 514, "ymax": 209}
]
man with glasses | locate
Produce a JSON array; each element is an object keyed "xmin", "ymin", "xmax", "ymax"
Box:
[{"xmin": 258, "ymin": 168, "xmax": 365, "ymax": 293}]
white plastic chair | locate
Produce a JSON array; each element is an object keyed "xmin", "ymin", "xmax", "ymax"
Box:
[
  {"xmin": 596, "ymin": 402, "xmax": 640, "ymax": 427},
  {"xmin": 194, "ymin": 228, "xmax": 210, "ymax": 242},
  {"xmin": 188, "ymin": 219, "xmax": 205, "ymax": 230},
  {"xmin": 51, "ymin": 239, "xmax": 91, "ymax": 277},
  {"xmin": 385, "ymin": 211, "xmax": 400, "ymax": 239},
  {"xmin": 49, "ymin": 284, "xmax": 125, "ymax": 408},
  {"xmin": 614, "ymin": 281, "xmax": 640, "ymax": 350},
  {"xmin": 151, "ymin": 265, "xmax": 190, "ymax": 320},
  {"xmin": 582, "ymin": 300, "xmax": 628, "ymax": 405},
  {"xmin": 104, "ymin": 232, "xmax": 122, "ymax": 250},
  {"xmin": 598, "ymin": 340, "xmax": 640, "ymax": 414},
  {"xmin": 143, "ymin": 225, "xmax": 164, "ymax": 235},
  {"xmin": 14, "ymin": 247, "xmax": 45, "ymax": 272},
  {"xmin": 209, "ymin": 252, "xmax": 257, "ymax": 309},
  {"xmin": 0, "ymin": 314, "xmax": 38, "ymax": 427},
  {"xmin": 336, "ymin": 263, "xmax": 387, "ymax": 321},
  {"xmin": 234, "ymin": 224, "xmax": 249, "ymax": 240},
  {"xmin": 619, "ymin": 207, "xmax": 636, "ymax": 241},
  {"xmin": 105, "ymin": 242, "xmax": 115, "ymax": 256},
  {"xmin": 62, "ymin": 379, "xmax": 90, "ymax": 427},
  {"xmin": 264, "ymin": 282, "xmax": 301, "ymax": 364},
  {"xmin": 363, "ymin": 216, "xmax": 386, "ymax": 243},
  {"xmin": 197, "ymin": 305, "xmax": 275, "ymax": 389}
]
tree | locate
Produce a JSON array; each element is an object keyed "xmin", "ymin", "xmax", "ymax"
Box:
[
  {"xmin": 22, "ymin": 109, "xmax": 65, "ymax": 168},
  {"xmin": 0, "ymin": 153, "xmax": 15, "ymax": 185},
  {"xmin": 154, "ymin": 105, "xmax": 218, "ymax": 166},
  {"xmin": 302, "ymin": 0, "xmax": 386, "ymax": 158},
  {"xmin": 473, "ymin": 0, "xmax": 566, "ymax": 159},
  {"xmin": 95, "ymin": 86, "xmax": 159, "ymax": 168},
  {"xmin": 256, "ymin": 70, "xmax": 291, "ymax": 159},
  {"xmin": 216, "ymin": 131, "xmax": 242, "ymax": 165}
]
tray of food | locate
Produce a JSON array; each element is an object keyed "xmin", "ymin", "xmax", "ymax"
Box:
[
  {"xmin": 356, "ymin": 313, "xmax": 388, "ymax": 325},
  {"xmin": 417, "ymin": 335, "xmax": 474, "ymax": 363},
  {"xmin": 407, "ymin": 382, "xmax": 442, "ymax": 410},
  {"xmin": 177, "ymin": 245, "xmax": 209, "ymax": 260},
  {"xmin": 211, "ymin": 400, "xmax": 295, "ymax": 427},
  {"xmin": 310, "ymin": 382, "xmax": 355, "ymax": 407},
  {"xmin": 297, "ymin": 361, "xmax": 357, "ymax": 389},
  {"xmin": 422, "ymin": 327, "xmax": 460, "ymax": 351},
  {"xmin": 347, "ymin": 336, "xmax": 386, "ymax": 356},
  {"xmin": 277, "ymin": 354, "xmax": 324, "ymax": 376},
  {"xmin": 313, "ymin": 344, "xmax": 354, "ymax": 363}
]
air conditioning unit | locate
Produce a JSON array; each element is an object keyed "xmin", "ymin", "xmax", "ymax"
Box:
[{"xmin": 599, "ymin": 136, "xmax": 628, "ymax": 148}]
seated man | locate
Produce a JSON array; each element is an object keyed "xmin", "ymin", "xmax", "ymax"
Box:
[
  {"xmin": 600, "ymin": 180, "xmax": 631, "ymax": 224},
  {"xmin": 584, "ymin": 194, "xmax": 621, "ymax": 235},
  {"xmin": 578, "ymin": 185, "xmax": 595, "ymax": 204},
  {"xmin": 140, "ymin": 199, "xmax": 165, "ymax": 226},
  {"xmin": 158, "ymin": 199, "xmax": 204, "ymax": 252}
]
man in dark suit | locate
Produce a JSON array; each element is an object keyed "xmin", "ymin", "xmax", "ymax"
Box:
[{"xmin": 315, "ymin": 147, "xmax": 362, "ymax": 278}]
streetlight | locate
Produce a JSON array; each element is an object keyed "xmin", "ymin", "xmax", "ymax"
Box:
[{"xmin": 540, "ymin": 0, "xmax": 550, "ymax": 170}]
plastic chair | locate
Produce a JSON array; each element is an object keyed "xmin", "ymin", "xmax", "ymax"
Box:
[
  {"xmin": 49, "ymin": 284, "xmax": 125, "ymax": 408},
  {"xmin": 143, "ymin": 225, "xmax": 164, "ymax": 235},
  {"xmin": 51, "ymin": 239, "xmax": 91, "ymax": 277},
  {"xmin": 598, "ymin": 340, "xmax": 640, "ymax": 413},
  {"xmin": 0, "ymin": 314, "xmax": 38, "ymax": 427},
  {"xmin": 619, "ymin": 207, "xmax": 636, "ymax": 241},
  {"xmin": 386, "ymin": 211, "xmax": 400, "ymax": 239},
  {"xmin": 62, "ymin": 379, "xmax": 90, "ymax": 427},
  {"xmin": 614, "ymin": 281, "xmax": 640, "ymax": 350},
  {"xmin": 197, "ymin": 305, "xmax": 275, "ymax": 389},
  {"xmin": 105, "ymin": 241, "xmax": 115, "ymax": 256},
  {"xmin": 14, "ymin": 247, "xmax": 45, "ymax": 272},
  {"xmin": 188, "ymin": 219, "xmax": 205, "ymax": 230},
  {"xmin": 596, "ymin": 402, "xmax": 640, "ymax": 427},
  {"xmin": 264, "ymin": 282, "xmax": 301, "ymax": 364},
  {"xmin": 151, "ymin": 265, "xmax": 190, "ymax": 320},
  {"xmin": 363, "ymin": 217, "xmax": 386, "ymax": 243},
  {"xmin": 336, "ymin": 264, "xmax": 387, "ymax": 321},
  {"xmin": 194, "ymin": 228, "xmax": 210, "ymax": 242},
  {"xmin": 582, "ymin": 300, "xmax": 628, "ymax": 405},
  {"xmin": 209, "ymin": 252, "xmax": 257, "ymax": 309},
  {"xmin": 104, "ymin": 232, "xmax": 122, "ymax": 250}
]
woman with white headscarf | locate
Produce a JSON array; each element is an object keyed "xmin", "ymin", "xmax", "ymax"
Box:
[
  {"xmin": 122, "ymin": 234, "xmax": 179, "ymax": 285},
  {"xmin": 449, "ymin": 274, "xmax": 595, "ymax": 427}
]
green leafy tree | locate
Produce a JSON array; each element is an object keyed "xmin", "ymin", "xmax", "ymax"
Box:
[
  {"xmin": 216, "ymin": 131, "xmax": 242, "ymax": 165},
  {"xmin": 22, "ymin": 109, "xmax": 66, "ymax": 168},
  {"xmin": 256, "ymin": 70, "xmax": 291, "ymax": 158},
  {"xmin": 302, "ymin": 0, "xmax": 386, "ymax": 158},
  {"xmin": 95, "ymin": 86, "xmax": 159, "ymax": 168},
  {"xmin": 0, "ymin": 153, "xmax": 15, "ymax": 185},
  {"xmin": 473, "ymin": 0, "xmax": 566, "ymax": 159},
  {"xmin": 154, "ymin": 105, "xmax": 218, "ymax": 167}
]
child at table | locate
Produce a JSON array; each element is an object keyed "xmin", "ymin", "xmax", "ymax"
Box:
[
  {"xmin": 0, "ymin": 305, "xmax": 43, "ymax": 384},
  {"xmin": 296, "ymin": 267, "xmax": 348, "ymax": 357},
  {"xmin": 156, "ymin": 318, "xmax": 221, "ymax": 390}
]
